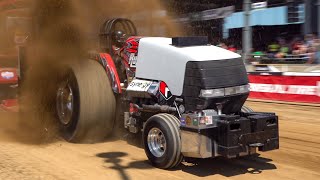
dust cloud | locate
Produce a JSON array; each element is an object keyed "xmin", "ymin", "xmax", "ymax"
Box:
[{"xmin": 0, "ymin": 0, "xmax": 182, "ymax": 144}]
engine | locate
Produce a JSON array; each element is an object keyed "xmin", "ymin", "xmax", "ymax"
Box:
[{"xmin": 133, "ymin": 36, "xmax": 249, "ymax": 113}]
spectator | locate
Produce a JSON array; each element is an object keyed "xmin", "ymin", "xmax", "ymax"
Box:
[
  {"xmin": 267, "ymin": 41, "xmax": 280, "ymax": 58},
  {"xmin": 314, "ymin": 38, "xmax": 320, "ymax": 64},
  {"xmin": 275, "ymin": 39, "xmax": 289, "ymax": 58},
  {"xmin": 308, "ymin": 38, "xmax": 320, "ymax": 64},
  {"xmin": 251, "ymin": 50, "xmax": 265, "ymax": 64},
  {"xmin": 303, "ymin": 34, "xmax": 317, "ymax": 64},
  {"xmin": 305, "ymin": 34, "xmax": 315, "ymax": 48},
  {"xmin": 227, "ymin": 44, "xmax": 237, "ymax": 52},
  {"xmin": 217, "ymin": 43, "xmax": 228, "ymax": 49},
  {"xmin": 292, "ymin": 40, "xmax": 308, "ymax": 55},
  {"xmin": 291, "ymin": 37, "xmax": 301, "ymax": 54}
]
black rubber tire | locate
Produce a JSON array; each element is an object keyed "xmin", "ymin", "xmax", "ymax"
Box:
[
  {"xmin": 59, "ymin": 60, "xmax": 116, "ymax": 143},
  {"xmin": 241, "ymin": 105, "xmax": 254, "ymax": 113},
  {"xmin": 143, "ymin": 113, "xmax": 183, "ymax": 169}
]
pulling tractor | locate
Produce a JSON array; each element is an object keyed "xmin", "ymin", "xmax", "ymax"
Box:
[{"xmin": 24, "ymin": 18, "xmax": 280, "ymax": 169}]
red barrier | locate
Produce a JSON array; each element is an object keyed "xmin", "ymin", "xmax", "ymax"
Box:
[
  {"xmin": 248, "ymin": 73, "xmax": 320, "ymax": 103},
  {"xmin": 0, "ymin": 99, "xmax": 18, "ymax": 112}
]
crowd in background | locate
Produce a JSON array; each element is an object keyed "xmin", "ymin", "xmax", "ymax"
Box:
[
  {"xmin": 265, "ymin": 34, "xmax": 320, "ymax": 64},
  {"xmin": 216, "ymin": 43, "xmax": 238, "ymax": 53},
  {"xmin": 215, "ymin": 34, "xmax": 320, "ymax": 64}
]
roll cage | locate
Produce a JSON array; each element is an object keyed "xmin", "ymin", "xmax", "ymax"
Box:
[{"xmin": 99, "ymin": 18, "xmax": 137, "ymax": 54}]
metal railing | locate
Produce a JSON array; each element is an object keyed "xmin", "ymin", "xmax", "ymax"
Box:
[{"xmin": 249, "ymin": 53, "xmax": 311, "ymax": 64}]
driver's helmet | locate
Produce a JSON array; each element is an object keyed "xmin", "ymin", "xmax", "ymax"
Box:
[{"xmin": 112, "ymin": 30, "xmax": 127, "ymax": 47}]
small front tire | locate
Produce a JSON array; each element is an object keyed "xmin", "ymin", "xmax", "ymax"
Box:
[{"xmin": 143, "ymin": 114, "xmax": 182, "ymax": 169}]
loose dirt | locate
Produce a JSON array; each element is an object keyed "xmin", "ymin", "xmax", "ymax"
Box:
[
  {"xmin": 1, "ymin": 0, "xmax": 183, "ymax": 144},
  {"xmin": 0, "ymin": 101, "xmax": 319, "ymax": 180}
]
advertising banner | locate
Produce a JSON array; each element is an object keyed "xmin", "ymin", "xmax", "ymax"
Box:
[{"xmin": 249, "ymin": 73, "xmax": 320, "ymax": 103}]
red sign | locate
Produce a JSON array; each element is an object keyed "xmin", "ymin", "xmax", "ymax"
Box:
[
  {"xmin": 248, "ymin": 74, "xmax": 320, "ymax": 103},
  {"xmin": 0, "ymin": 68, "xmax": 18, "ymax": 84}
]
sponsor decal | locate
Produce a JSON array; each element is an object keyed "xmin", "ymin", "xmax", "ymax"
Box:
[
  {"xmin": 147, "ymin": 82, "xmax": 160, "ymax": 96},
  {"xmin": 1, "ymin": 71, "xmax": 14, "ymax": 79},
  {"xmin": 180, "ymin": 118, "xmax": 186, "ymax": 126},
  {"xmin": 199, "ymin": 117, "xmax": 205, "ymax": 125},
  {"xmin": 248, "ymin": 74, "xmax": 320, "ymax": 103},
  {"xmin": 192, "ymin": 118, "xmax": 198, "ymax": 126},
  {"xmin": 159, "ymin": 81, "xmax": 173, "ymax": 100},
  {"xmin": 186, "ymin": 116, "xmax": 192, "ymax": 126},
  {"xmin": 176, "ymin": 6, "xmax": 234, "ymax": 22},
  {"xmin": 205, "ymin": 116, "xmax": 213, "ymax": 125},
  {"xmin": 127, "ymin": 79, "xmax": 152, "ymax": 92},
  {"xmin": 249, "ymin": 83, "xmax": 320, "ymax": 97},
  {"xmin": 124, "ymin": 37, "xmax": 141, "ymax": 69},
  {"xmin": 199, "ymin": 116, "xmax": 213, "ymax": 125},
  {"xmin": 128, "ymin": 53, "xmax": 138, "ymax": 67},
  {"xmin": 252, "ymin": 2, "xmax": 267, "ymax": 9}
]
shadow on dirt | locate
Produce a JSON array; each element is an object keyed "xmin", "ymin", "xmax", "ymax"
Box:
[
  {"xmin": 97, "ymin": 148, "xmax": 276, "ymax": 180},
  {"xmin": 109, "ymin": 133, "xmax": 277, "ymax": 179},
  {"xmin": 175, "ymin": 154, "xmax": 277, "ymax": 177},
  {"xmin": 96, "ymin": 152, "xmax": 153, "ymax": 180}
]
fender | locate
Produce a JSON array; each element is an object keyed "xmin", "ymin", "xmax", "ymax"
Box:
[{"xmin": 98, "ymin": 53, "xmax": 122, "ymax": 94}]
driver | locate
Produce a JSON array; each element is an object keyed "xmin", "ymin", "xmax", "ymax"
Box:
[{"xmin": 112, "ymin": 30, "xmax": 127, "ymax": 57}]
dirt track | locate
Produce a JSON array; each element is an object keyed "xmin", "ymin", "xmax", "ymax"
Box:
[{"xmin": 0, "ymin": 101, "xmax": 319, "ymax": 180}]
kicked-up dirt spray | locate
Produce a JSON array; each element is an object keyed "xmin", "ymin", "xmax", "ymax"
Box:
[{"xmin": 0, "ymin": 0, "xmax": 183, "ymax": 144}]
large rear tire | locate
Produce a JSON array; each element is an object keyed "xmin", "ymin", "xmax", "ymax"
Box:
[
  {"xmin": 143, "ymin": 114, "xmax": 183, "ymax": 169},
  {"xmin": 56, "ymin": 60, "xmax": 116, "ymax": 143}
]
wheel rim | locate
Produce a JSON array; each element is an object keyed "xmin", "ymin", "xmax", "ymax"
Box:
[
  {"xmin": 56, "ymin": 82, "xmax": 74, "ymax": 125},
  {"xmin": 147, "ymin": 127, "xmax": 166, "ymax": 158}
]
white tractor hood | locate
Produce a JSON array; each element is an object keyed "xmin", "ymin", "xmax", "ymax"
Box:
[{"xmin": 135, "ymin": 37, "xmax": 241, "ymax": 96}]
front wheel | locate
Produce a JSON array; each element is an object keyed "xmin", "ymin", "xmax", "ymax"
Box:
[{"xmin": 143, "ymin": 114, "xmax": 183, "ymax": 169}]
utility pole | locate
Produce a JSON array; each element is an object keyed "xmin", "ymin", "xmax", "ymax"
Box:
[
  {"xmin": 303, "ymin": 0, "xmax": 312, "ymax": 35},
  {"xmin": 243, "ymin": 0, "xmax": 252, "ymax": 63},
  {"xmin": 317, "ymin": 0, "xmax": 320, "ymax": 37}
]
